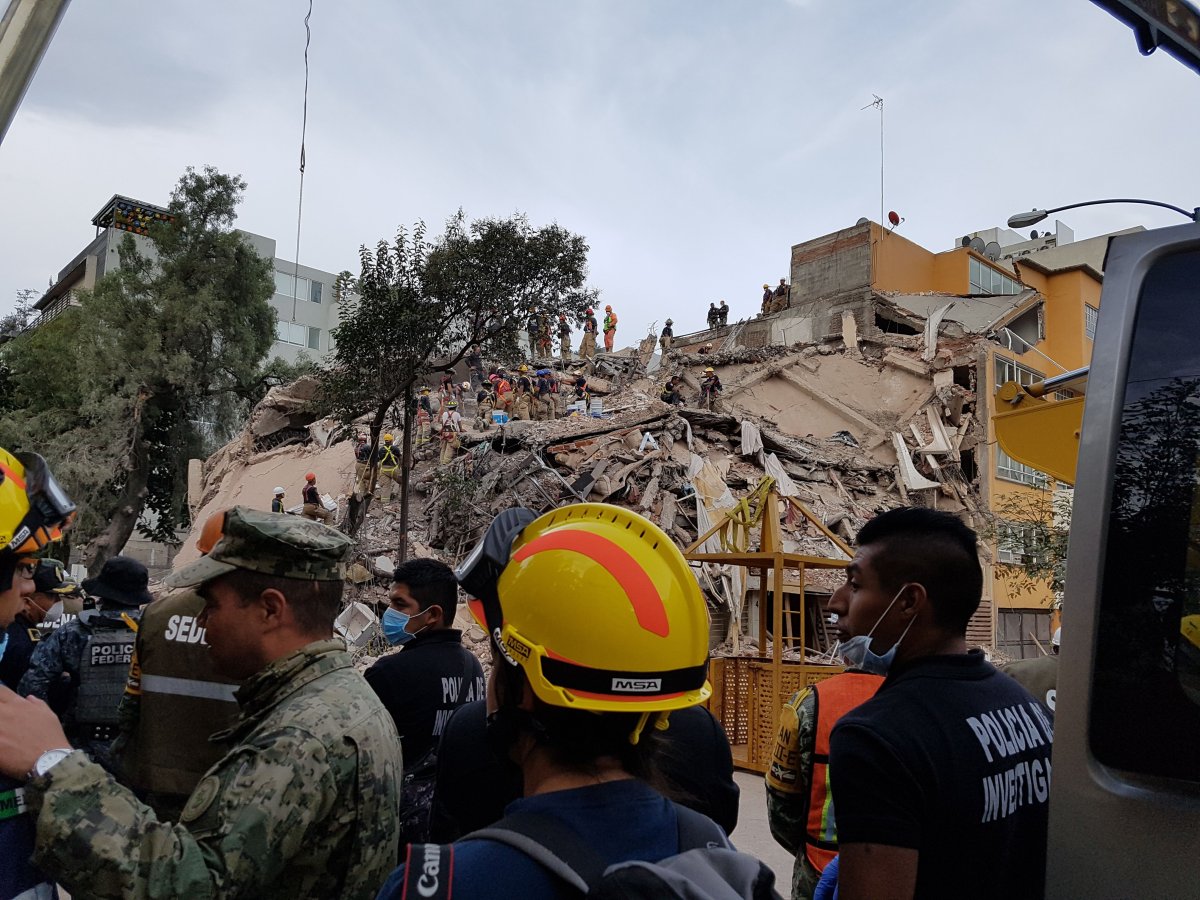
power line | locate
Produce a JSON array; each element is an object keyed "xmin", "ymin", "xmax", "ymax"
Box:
[{"xmin": 290, "ymin": 0, "xmax": 313, "ymax": 325}]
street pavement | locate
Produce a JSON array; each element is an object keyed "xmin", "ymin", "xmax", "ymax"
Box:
[{"xmin": 732, "ymin": 770, "xmax": 794, "ymax": 891}]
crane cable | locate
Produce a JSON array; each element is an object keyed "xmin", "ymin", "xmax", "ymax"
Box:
[{"xmin": 290, "ymin": 0, "xmax": 313, "ymax": 326}]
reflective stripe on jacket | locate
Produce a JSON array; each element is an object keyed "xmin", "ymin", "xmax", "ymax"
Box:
[{"xmin": 806, "ymin": 672, "xmax": 884, "ymax": 871}]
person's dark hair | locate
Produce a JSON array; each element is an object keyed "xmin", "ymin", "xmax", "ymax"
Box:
[
  {"xmin": 220, "ymin": 570, "xmax": 343, "ymax": 635},
  {"xmin": 856, "ymin": 507, "xmax": 983, "ymax": 634},
  {"xmin": 393, "ymin": 557, "xmax": 458, "ymax": 622}
]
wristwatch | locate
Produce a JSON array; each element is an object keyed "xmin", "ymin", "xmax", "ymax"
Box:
[{"xmin": 29, "ymin": 748, "xmax": 74, "ymax": 780}]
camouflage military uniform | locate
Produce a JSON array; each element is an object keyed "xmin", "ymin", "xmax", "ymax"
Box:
[
  {"xmin": 765, "ymin": 686, "xmax": 820, "ymax": 900},
  {"xmin": 28, "ymin": 640, "xmax": 401, "ymax": 898},
  {"xmin": 25, "ymin": 508, "xmax": 404, "ymax": 900}
]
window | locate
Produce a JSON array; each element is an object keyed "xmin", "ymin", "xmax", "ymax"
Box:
[
  {"xmin": 996, "ymin": 521, "xmax": 1046, "ymax": 568},
  {"xmin": 307, "ymin": 326, "xmax": 321, "ymax": 351},
  {"xmin": 996, "ymin": 445, "xmax": 1049, "ymax": 487},
  {"xmin": 970, "ymin": 257, "xmax": 1023, "ymax": 295},
  {"xmin": 1085, "ymin": 304, "xmax": 1099, "ymax": 340},
  {"xmin": 275, "ymin": 320, "xmax": 307, "ymax": 346},
  {"xmin": 274, "ymin": 270, "xmax": 322, "ymax": 304},
  {"xmin": 995, "ymin": 355, "xmax": 1043, "ymax": 389},
  {"xmin": 1092, "ymin": 247, "xmax": 1200, "ymax": 782}
]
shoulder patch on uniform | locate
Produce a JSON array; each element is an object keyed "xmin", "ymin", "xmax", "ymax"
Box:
[{"xmin": 180, "ymin": 775, "xmax": 220, "ymax": 823}]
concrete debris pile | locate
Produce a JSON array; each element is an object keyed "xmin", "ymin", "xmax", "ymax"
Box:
[{"xmin": 179, "ymin": 319, "xmax": 994, "ymax": 662}]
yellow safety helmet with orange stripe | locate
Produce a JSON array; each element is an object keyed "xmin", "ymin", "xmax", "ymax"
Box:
[
  {"xmin": 457, "ymin": 503, "xmax": 711, "ymax": 717},
  {"xmin": 0, "ymin": 448, "xmax": 76, "ymax": 557}
]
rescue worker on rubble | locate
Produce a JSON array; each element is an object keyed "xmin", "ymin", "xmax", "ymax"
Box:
[
  {"xmin": 272, "ymin": 486, "xmax": 287, "ymax": 514},
  {"xmin": 700, "ymin": 366, "xmax": 723, "ymax": 411},
  {"xmin": 438, "ymin": 373, "xmax": 455, "ymax": 407},
  {"xmin": 0, "ymin": 449, "xmax": 75, "ymax": 900},
  {"xmin": 415, "ymin": 388, "xmax": 434, "ymax": 448},
  {"xmin": 527, "ymin": 309, "xmax": 540, "ymax": 358},
  {"xmin": 537, "ymin": 317, "xmax": 553, "ymax": 358},
  {"xmin": 512, "ymin": 365, "xmax": 534, "ymax": 421},
  {"xmin": 761, "ymin": 284, "xmax": 773, "ymax": 316},
  {"xmin": 300, "ymin": 473, "xmax": 332, "ymax": 524},
  {"xmin": 718, "ymin": 300, "xmax": 729, "ymax": 326},
  {"xmin": 493, "ymin": 370, "xmax": 514, "ymax": 413},
  {"xmin": 708, "ymin": 302, "xmax": 720, "ymax": 329},
  {"xmin": 466, "ymin": 344, "xmax": 484, "ymax": 390},
  {"xmin": 603, "ymin": 304, "xmax": 618, "ymax": 353},
  {"xmin": 110, "ymin": 511, "xmax": 241, "ymax": 821},
  {"xmin": 698, "ymin": 341, "xmax": 714, "ymax": 355},
  {"xmin": 660, "ymin": 375, "xmax": 684, "ymax": 407},
  {"xmin": 20, "ymin": 555, "xmax": 151, "ymax": 769},
  {"xmin": 773, "ymin": 278, "xmax": 791, "ymax": 313},
  {"xmin": 660, "ymin": 318, "xmax": 674, "ymax": 352},
  {"xmin": 475, "ymin": 385, "xmax": 495, "ymax": 431},
  {"xmin": 378, "ymin": 504, "xmax": 726, "ymax": 898},
  {"xmin": 377, "ymin": 433, "xmax": 403, "ymax": 502},
  {"xmin": 0, "ymin": 506, "xmax": 402, "ymax": 899},
  {"xmin": 0, "ymin": 558, "xmax": 77, "ymax": 692},
  {"xmin": 353, "ymin": 435, "xmax": 372, "ymax": 497},
  {"xmin": 534, "ymin": 368, "xmax": 556, "ymax": 420},
  {"xmin": 572, "ymin": 374, "xmax": 590, "ymax": 409},
  {"xmin": 439, "ymin": 401, "xmax": 463, "ymax": 465},
  {"xmin": 580, "ymin": 308, "xmax": 599, "ymax": 360},
  {"xmin": 558, "ymin": 314, "xmax": 572, "ymax": 365}
]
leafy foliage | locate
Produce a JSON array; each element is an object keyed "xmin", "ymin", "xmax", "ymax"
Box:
[
  {"xmin": 0, "ymin": 166, "xmax": 276, "ymax": 570},
  {"xmin": 985, "ymin": 487, "xmax": 1073, "ymax": 598},
  {"xmin": 320, "ymin": 210, "xmax": 596, "ymax": 538}
]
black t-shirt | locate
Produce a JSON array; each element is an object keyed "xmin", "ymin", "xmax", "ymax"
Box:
[
  {"xmin": 364, "ymin": 629, "xmax": 485, "ymax": 766},
  {"xmin": 830, "ymin": 650, "xmax": 1053, "ymax": 900}
]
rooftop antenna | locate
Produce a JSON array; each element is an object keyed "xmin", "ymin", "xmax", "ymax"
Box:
[{"xmin": 861, "ymin": 94, "xmax": 884, "ymax": 233}]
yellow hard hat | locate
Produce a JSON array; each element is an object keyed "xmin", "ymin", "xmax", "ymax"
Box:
[
  {"xmin": 704, "ymin": 366, "xmax": 715, "ymax": 373},
  {"xmin": 383, "ymin": 433, "xmax": 394, "ymax": 442},
  {"xmin": 0, "ymin": 449, "xmax": 76, "ymax": 557},
  {"xmin": 1183, "ymin": 615, "xmax": 1200, "ymax": 652},
  {"xmin": 461, "ymin": 504, "xmax": 711, "ymax": 714},
  {"xmin": 518, "ymin": 364, "xmax": 530, "ymax": 373}
]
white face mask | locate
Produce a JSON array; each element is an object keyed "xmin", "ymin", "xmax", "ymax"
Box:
[{"xmin": 832, "ymin": 584, "xmax": 916, "ymax": 676}]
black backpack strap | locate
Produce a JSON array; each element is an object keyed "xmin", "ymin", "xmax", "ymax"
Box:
[
  {"xmin": 465, "ymin": 811, "xmax": 605, "ymax": 894},
  {"xmin": 673, "ymin": 802, "xmax": 732, "ymax": 851},
  {"xmin": 399, "ymin": 843, "xmax": 454, "ymax": 900}
]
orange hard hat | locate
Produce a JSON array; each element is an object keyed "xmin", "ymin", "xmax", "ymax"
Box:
[{"xmin": 305, "ymin": 472, "xmax": 316, "ymax": 482}]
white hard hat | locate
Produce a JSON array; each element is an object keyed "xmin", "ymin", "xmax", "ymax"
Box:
[
  {"xmin": 462, "ymin": 381, "xmax": 471, "ymax": 390},
  {"xmin": 273, "ymin": 486, "xmax": 285, "ymax": 495},
  {"xmin": 1051, "ymin": 627, "xmax": 1061, "ymax": 647}
]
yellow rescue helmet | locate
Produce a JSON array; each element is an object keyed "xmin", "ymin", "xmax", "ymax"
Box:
[
  {"xmin": 464, "ymin": 504, "xmax": 711, "ymax": 714},
  {"xmin": 704, "ymin": 366, "xmax": 715, "ymax": 373},
  {"xmin": 0, "ymin": 449, "xmax": 76, "ymax": 556},
  {"xmin": 383, "ymin": 433, "xmax": 394, "ymax": 442}
]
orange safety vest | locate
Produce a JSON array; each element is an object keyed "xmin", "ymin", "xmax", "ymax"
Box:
[{"xmin": 806, "ymin": 672, "xmax": 885, "ymax": 872}]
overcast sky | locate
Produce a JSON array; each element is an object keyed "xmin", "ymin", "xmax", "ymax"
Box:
[{"xmin": 2, "ymin": 0, "xmax": 1198, "ymax": 337}]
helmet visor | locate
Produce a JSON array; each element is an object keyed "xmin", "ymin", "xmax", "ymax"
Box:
[{"xmin": 7, "ymin": 453, "xmax": 76, "ymax": 554}]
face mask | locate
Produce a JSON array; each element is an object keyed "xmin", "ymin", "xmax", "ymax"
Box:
[
  {"xmin": 381, "ymin": 607, "xmax": 429, "ymax": 646},
  {"xmin": 0, "ymin": 631, "xmax": 8, "ymax": 663},
  {"xmin": 833, "ymin": 584, "xmax": 916, "ymax": 676}
]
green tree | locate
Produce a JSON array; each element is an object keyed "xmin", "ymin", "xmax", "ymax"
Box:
[
  {"xmin": 0, "ymin": 166, "xmax": 276, "ymax": 572},
  {"xmin": 322, "ymin": 211, "xmax": 596, "ymax": 545}
]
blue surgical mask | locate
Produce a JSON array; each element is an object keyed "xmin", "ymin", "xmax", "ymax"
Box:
[
  {"xmin": 0, "ymin": 630, "xmax": 7, "ymax": 662},
  {"xmin": 381, "ymin": 607, "xmax": 429, "ymax": 646},
  {"xmin": 833, "ymin": 584, "xmax": 916, "ymax": 676}
]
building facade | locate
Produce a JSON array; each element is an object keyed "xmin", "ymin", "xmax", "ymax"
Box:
[{"xmin": 30, "ymin": 195, "xmax": 346, "ymax": 365}]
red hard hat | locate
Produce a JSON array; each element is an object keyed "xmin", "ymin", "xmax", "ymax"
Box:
[
  {"xmin": 586, "ymin": 308, "xmax": 593, "ymax": 315},
  {"xmin": 305, "ymin": 472, "xmax": 316, "ymax": 482}
]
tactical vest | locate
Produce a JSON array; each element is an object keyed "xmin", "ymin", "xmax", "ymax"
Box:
[
  {"xmin": 76, "ymin": 612, "xmax": 140, "ymax": 741},
  {"xmin": 806, "ymin": 672, "xmax": 884, "ymax": 871},
  {"xmin": 121, "ymin": 592, "xmax": 240, "ymax": 798}
]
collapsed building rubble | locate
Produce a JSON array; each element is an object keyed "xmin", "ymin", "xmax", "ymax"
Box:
[{"xmin": 179, "ymin": 299, "xmax": 1008, "ymax": 675}]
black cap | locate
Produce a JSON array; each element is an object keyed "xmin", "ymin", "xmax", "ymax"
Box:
[
  {"xmin": 33, "ymin": 558, "xmax": 77, "ymax": 595},
  {"xmin": 81, "ymin": 555, "xmax": 153, "ymax": 608}
]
